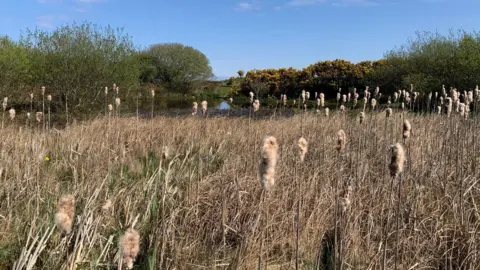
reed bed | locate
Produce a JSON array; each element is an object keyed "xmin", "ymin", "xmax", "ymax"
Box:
[{"xmin": 0, "ymin": 111, "xmax": 479, "ymax": 269}]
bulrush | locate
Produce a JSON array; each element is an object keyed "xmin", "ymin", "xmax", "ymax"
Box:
[
  {"xmin": 403, "ymin": 119, "xmax": 411, "ymax": 139},
  {"xmin": 371, "ymin": 98, "xmax": 377, "ymax": 110},
  {"xmin": 359, "ymin": 111, "xmax": 365, "ymax": 123},
  {"xmin": 336, "ymin": 92, "xmax": 341, "ymax": 102},
  {"xmin": 339, "ymin": 105, "xmax": 346, "ymax": 113},
  {"xmin": 386, "ymin": 108, "xmax": 392, "ymax": 118},
  {"xmin": 297, "ymin": 137, "xmax": 308, "ymax": 163},
  {"xmin": 104, "ymin": 87, "xmax": 108, "ymax": 96},
  {"xmin": 54, "ymin": 194, "xmax": 75, "ymax": 234},
  {"xmin": 36, "ymin": 112, "xmax": 43, "ymax": 123},
  {"xmin": 282, "ymin": 94, "xmax": 287, "ymax": 106},
  {"xmin": 229, "ymin": 97, "xmax": 233, "ymax": 104},
  {"xmin": 192, "ymin": 102, "xmax": 198, "ymax": 116},
  {"xmin": 108, "ymin": 104, "xmax": 113, "ymax": 112},
  {"xmin": 319, "ymin": 93, "xmax": 325, "ymax": 107},
  {"xmin": 119, "ymin": 228, "xmax": 140, "ymax": 269},
  {"xmin": 201, "ymin": 100, "xmax": 208, "ymax": 115},
  {"xmin": 389, "ymin": 143, "xmax": 405, "ymax": 178},
  {"xmin": 9, "ymin": 109, "xmax": 15, "ymax": 120},
  {"xmin": 393, "ymin": 92, "xmax": 399, "ymax": 103},
  {"xmin": 259, "ymin": 136, "xmax": 279, "ymax": 191},
  {"xmin": 301, "ymin": 90, "xmax": 306, "ymax": 103},
  {"xmin": 336, "ymin": 129, "xmax": 346, "ymax": 152},
  {"xmin": 253, "ymin": 99, "xmax": 260, "ymax": 112},
  {"xmin": 305, "ymin": 91, "xmax": 310, "ymax": 100},
  {"xmin": 115, "ymin": 98, "xmax": 121, "ymax": 107},
  {"xmin": 459, "ymin": 103, "xmax": 466, "ymax": 117},
  {"xmin": 342, "ymin": 94, "xmax": 347, "ymax": 103},
  {"xmin": 47, "ymin": 95, "xmax": 52, "ymax": 102},
  {"xmin": 437, "ymin": 106, "xmax": 442, "ymax": 115},
  {"xmin": 316, "ymin": 98, "xmax": 321, "ymax": 108},
  {"xmin": 249, "ymin": 92, "xmax": 254, "ymax": 103}
]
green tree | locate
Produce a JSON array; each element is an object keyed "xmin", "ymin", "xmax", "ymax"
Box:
[
  {"xmin": 20, "ymin": 22, "xmax": 139, "ymax": 114},
  {"xmin": 0, "ymin": 36, "xmax": 31, "ymax": 102},
  {"xmin": 237, "ymin": 70, "xmax": 244, "ymax": 77},
  {"xmin": 147, "ymin": 43, "xmax": 213, "ymax": 94}
]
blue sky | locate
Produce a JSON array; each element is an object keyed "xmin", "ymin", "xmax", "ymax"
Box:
[{"xmin": 0, "ymin": 0, "xmax": 479, "ymax": 78}]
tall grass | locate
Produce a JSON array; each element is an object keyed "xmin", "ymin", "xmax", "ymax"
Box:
[{"xmin": 0, "ymin": 110, "xmax": 479, "ymax": 269}]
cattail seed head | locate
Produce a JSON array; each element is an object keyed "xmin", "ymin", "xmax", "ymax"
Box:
[
  {"xmin": 119, "ymin": 229, "xmax": 140, "ymax": 270},
  {"xmin": 104, "ymin": 87, "xmax": 108, "ymax": 96},
  {"xmin": 403, "ymin": 119, "xmax": 411, "ymax": 139},
  {"xmin": 386, "ymin": 108, "xmax": 392, "ymax": 118},
  {"xmin": 339, "ymin": 105, "xmax": 345, "ymax": 113},
  {"xmin": 36, "ymin": 112, "xmax": 43, "ymax": 122},
  {"xmin": 305, "ymin": 91, "xmax": 310, "ymax": 100},
  {"xmin": 297, "ymin": 137, "xmax": 308, "ymax": 163},
  {"xmin": 54, "ymin": 194, "xmax": 75, "ymax": 234},
  {"xmin": 325, "ymin": 107, "xmax": 329, "ymax": 117},
  {"xmin": 371, "ymin": 98, "xmax": 377, "ymax": 109},
  {"xmin": 201, "ymin": 100, "xmax": 208, "ymax": 115},
  {"xmin": 115, "ymin": 98, "xmax": 121, "ymax": 107},
  {"xmin": 47, "ymin": 95, "xmax": 52, "ymax": 102},
  {"xmin": 9, "ymin": 108, "xmax": 15, "ymax": 120},
  {"xmin": 2, "ymin": 97, "xmax": 7, "ymax": 110},
  {"xmin": 108, "ymin": 104, "xmax": 113, "ymax": 112},
  {"xmin": 27, "ymin": 112, "xmax": 31, "ymax": 119},
  {"xmin": 359, "ymin": 111, "xmax": 365, "ymax": 123},
  {"xmin": 192, "ymin": 102, "xmax": 198, "ymax": 116},
  {"xmin": 41, "ymin": 86, "xmax": 45, "ymax": 95},
  {"xmin": 389, "ymin": 143, "xmax": 405, "ymax": 178},
  {"xmin": 30, "ymin": 93, "xmax": 34, "ymax": 100},
  {"xmin": 229, "ymin": 97, "xmax": 233, "ymax": 104},
  {"xmin": 259, "ymin": 136, "xmax": 278, "ymax": 191},
  {"xmin": 151, "ymin": 89, "xmax": 155, "ymax": 98},
  {"xmin": 249, "ymin": 92, "xmax": 254, "ymax": 103},
  {"xmin": 437, "ymin": 105, "xmax": 442, "ymax": 115},
  {"xmin": 342, "ymin": 94, "xmax": 347, "ymax": 103},
  {"xmin": 115, "ymin": 86, "xmax": 120, "ymax": 95},
  {"xmin": 253, "ymin": 99, "xmax": 260, "ymax": 112},
  {"xmin": 336, "ymin": 129, "xmax": 346, "ymax": 152}
]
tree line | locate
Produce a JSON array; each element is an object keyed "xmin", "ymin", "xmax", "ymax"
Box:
[
  {"xmin": 0, "ymin": 22, "xmax": 213, "ymax": 116},
  {"xmin": 234, "ymin": 30, "xmax": 480, "ymax": 101},
  {"xmin": 1, "ymin": 22, "xmax": 479, "ymax": 117}
]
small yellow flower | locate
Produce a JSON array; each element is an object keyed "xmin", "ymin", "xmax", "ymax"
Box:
[{"xmin": 45, "ymin": 156, "xmax": 50, "ymax": 161}]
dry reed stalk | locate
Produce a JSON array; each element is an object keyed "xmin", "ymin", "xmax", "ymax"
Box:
[
  {"xmin": 2, "ymin": 97, "xmax": 7, "ymax": 129},
  {"xmin": 41, "ymin": 86, "xmax": 45, "ymax": 131},
  {"xmin": 47, "ymin": 95, "xmax": 51, "ymax": 130}
]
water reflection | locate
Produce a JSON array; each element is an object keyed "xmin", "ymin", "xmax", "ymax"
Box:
[{"xmin": 216, "ymin": 101, "xmax": 230, "ymax": 110}]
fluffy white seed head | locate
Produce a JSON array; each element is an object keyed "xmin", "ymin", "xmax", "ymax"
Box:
[
  {"xmin": 297, "ymin": 137, "xmax": 308, "ymax": 163},
  {"xmin": 389, "ymin": 143, "xmax": 405, "ymax": 178},
  {"xmin": 55, "ymin": 194, "xmax": 75, "ymax": 234},
  {"xmin": 47, "ymin": 95, "xmax": 52, "ymax": 102},
  {"xmin": 41, "ymin": 86, "xmax": 45, "ymax": 95},
  {"xmin": 386, "ymin": 108, "xmax": 392, "ymax": 118},
  {"xmin": 2, "ymin": 97, "xmax": 7, "ymax": 110},
  {"xmin": 403, "ymin": 119, "xmax": 412, "ymax": 139},
  {"xmin": 36, "ymin": 112, "xmax": 43, "ymax": 122},
  {"xmin": 8, "ymin": 108, "xmax": 15, "ymax": 120},
  {"xmin": 192, "ymin": 102, "xmax": 198, "ymax": 116},
  {"xmin": 115, "ymin": 98, "xmax": 121, "ymax": 107},
  {"xmin": 119, "ymin": 229, "xmax": 140, "ymax": 270},
  {"xmin": 259, "ymin": 136, "xmax": 278, "ymax": 191},
  {"xmin": 336, "ymin": 129, "xmax": 346, "ymax": 152}
]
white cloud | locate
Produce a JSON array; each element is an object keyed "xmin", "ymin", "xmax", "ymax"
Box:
[{"xmin": 235, "ymin": 2, "xmax": 261, "ymax": 11}]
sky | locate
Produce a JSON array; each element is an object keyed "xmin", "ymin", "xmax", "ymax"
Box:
[{"xmin": 0, "ymin": 0, "xmax": 479, "ymax": 78}]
